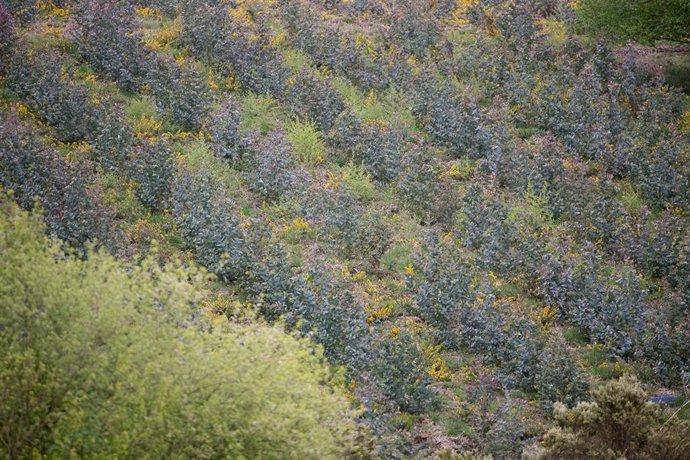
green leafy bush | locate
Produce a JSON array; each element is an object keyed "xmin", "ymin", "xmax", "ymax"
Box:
[
  {"xmin": 0, "ymin": 196, "xmax": 370, "ymax": 459},
  {"xmin": 147, "ymin": 56, "xmax": 212, "ymax": 132},
  {"xmin": 530, "ymin": 375, "xmax": 690, "ymax": 459},
  {"xmin": 6, "ymin": 47, "xmax": 93, "ymax": 142},
  {"xmin": 71, "ymin": 0, "xmax": 153, "ymax": 93},
  {"xmin": 0, "ymin": 112, "xmax": 118, "ymax": 251}
]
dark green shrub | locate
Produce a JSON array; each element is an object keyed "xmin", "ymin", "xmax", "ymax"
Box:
[
  {"xmin": 172, "ymin": 168, "xmax": 249, "ymax": 282},
  {"xmin": 6, "ymin": 47, "xmax": 92, "ymax": 142},
  {"xmin": 0, "ymin": 3, "xmax": 13, "ymax": 75},
  {"xmin": 0, "ymin": 112, "xmax": 118, "ymax": 251},
  {"xmin": 147, "ymin": 56, "xmax": 212, "ymax": 132},
  {"xmin": 285, "ymin": 69, "xmax": 345, "ymax": 131},
  {"xmin": 207, "ymin": 95, "xmax": 245, "ymax": 164},
  {"xmin": 243, "ymin": 130, "xmax": 306, "ymax": 202},
  {"xmin": 71, "ymin": 0, "xmax": 152, "ymax": 93},
  {"xmin": 369, "ymin": 328, "xmax": 439, "ymax": 414},
  {"xmin": 127, "ymin": 137, "xmax": 173, "ymax": 212}
]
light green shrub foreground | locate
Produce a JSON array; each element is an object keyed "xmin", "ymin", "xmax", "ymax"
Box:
[{"xmin": 0, "ymin": 196, "xmax": 368, "ymax": 459}]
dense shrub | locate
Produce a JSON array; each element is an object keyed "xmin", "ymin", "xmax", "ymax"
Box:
[
  {"xmin": 245, "ymin": 243, "xmax": 372, "ymax": 370},
  {"xmin": 409, "ymin": 76, "xmax": 491, "ymax": 159},
  {"xmin": 127, "ymin": 137, "xmax": 173, "ymax": 212},
  {"xmin": 530, "ymin": 376, "xmax": 690, "ymax": 460},
  {"xmin": 395, "ymin": 144, "xmax": 442, "ymax": 220},
  {"xmin": 180, "ymin": 0, "xmax": 288, "ymax": 94},
  {"xmin": 87, "ymin": 102, "xmax": 133, "ymax": 172},
  {"xmin": 71, "ymin": 0, "xmax": 152, "ymax": 93},
  {"xmin": 369, "ymin": 328, "xmax": 439, "ymax": 414},
  {"xmin": 300, "ymin": 183, "xmax": 364, "ymax": 258},
  {"xmin": 0, "ymin": 3, "xmax": 13, "ymax": 75},
  {"xmin": 172, "ymin": 168, "xmax": 249, "ymax": 282},
  {"xmin": 206, "ymin": 95, "xmax": 245, "ymax": 164},
  {"xmin": 0, "ymin": 198, "xmax": 370, "ymax": 459},
  {"xmin": 280, "ymin": 0, "xmax": 388, "ymax": 92},
  {"xmin": 538, "ymin": 248, "xmax": 649, "ymax": 359},
  {"xmin": 242, "ymin": 130, "xmax": 306, "ymax": 202},
  {"xmin": 6, "ymin": 47, "xmax": 92, "ymax": 142},
  {"xmin": 409, "ymin": 233, "xmax": 473, "ymax": 349},
  {"xmin": 0, "ymin": 0, "xmax": 37, "ymax": 25},
  {"xmin": 285, "ymin": 69, "xmax": 346, "ymax": 131},
  {"xmin": 147, "ymin": 56, "xmax": 212, "ymax": 132},
  {"xmin": 0, "ymin": 112, "xmax": 117, "ymax": 251},
  {"xmin": 383, "ymin": 0, "xmax": 442, "ymax": 58},
  {"xmin": 329, "ymin": 112, "xmax": 406, "ymax": 183}
]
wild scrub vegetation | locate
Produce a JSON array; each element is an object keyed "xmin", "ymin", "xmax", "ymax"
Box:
[{"xmin": 0, "ymin": 0, "xmax": 688, "ymax": 458}]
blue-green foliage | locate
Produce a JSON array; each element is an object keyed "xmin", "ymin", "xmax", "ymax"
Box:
[
  {"xmin": 6, "ymin": 47, "xmax": 93, "ymax": 142},
  {"xmin": 329, "ymin": 112, "xmax": 406, "ymax": 183},
  {"xmin": 369, "ymin": 329, "xmax": 439, "ymax": 414},
  {"xmin": 180, "ymin": 0, "xmax": 288, "ymax": 95},
  {"xmin": 243, "ymin": 130, "xmax": 306, "ymax": 202},
  {"xmin": 285, "ymin": 68, "xmax": 345, "ymax": 131},
  {"xmin": 87, "ymin": 102, "xmax": 133, "ymax": 172},
  {"xmin": 0, "ymin": 112, "xmax": 117, "ymax": 251},
  {"xmin": 172, "ymin": 168, "xmax": 249, "ymax": 282},
  {"xmin": 128, "ymin": 137, "xmax": 173, "ymax": 212},
  {"xmin": 71, "ymin": 0, "xmax": 152, "ymax": 93},
  {"xmin": 207, "ymin": 96, "xmax": 245, "ymax": 164},
  {"xmin": 147, "ymin": 56, "xmax": 212, "ymax": 131}
]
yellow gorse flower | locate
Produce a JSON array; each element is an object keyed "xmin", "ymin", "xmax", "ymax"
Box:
[{"xmin": 429, "ymin": 357, "xmax": 450, "ymax": 380}]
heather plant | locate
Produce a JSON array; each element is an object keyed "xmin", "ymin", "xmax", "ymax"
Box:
[
  {"xmin": 71, "ymin": 0, "xmax": 152, "ymax": 93},
  {"xmin": 498, "ymin": 135, "xmax": 568, "ymax": 218},
  {"xmin": 147, "ymin": 56, "xmax": 212, "ymax": 132},
  {"xmin": 280, "ymin": 0, "xmax": 336, "ymax": 67},
  {"xmin": 305, "ymin": 267, "xmax": 373, "ymax": 368},
  {"xmin": 178, "ymin": 0, "xmax": 226, "ymax": 62},
  {"xmin": 442, "ymin": 37, "xmax": 511, "ymax": 102}
]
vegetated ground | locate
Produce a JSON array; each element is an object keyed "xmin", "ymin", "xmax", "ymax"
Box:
[{"xmin": 1, "ymin": 0, "xmax": 689, "ymax": 458}]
